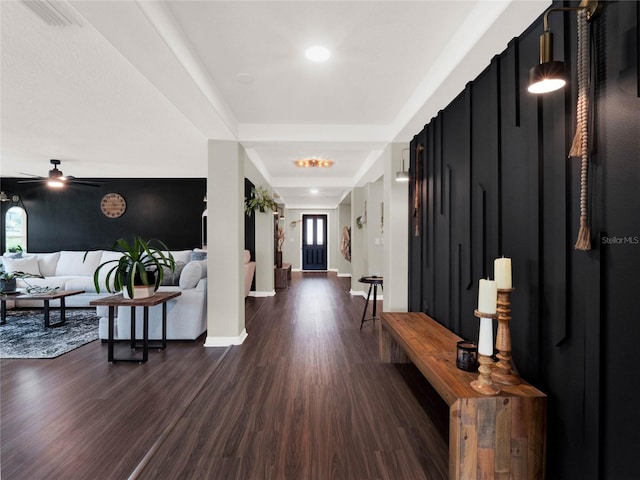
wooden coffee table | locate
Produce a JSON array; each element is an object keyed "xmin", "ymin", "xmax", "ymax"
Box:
[{"xmin": 0, "ymin": 289, "xmax": 85, "ymax": 327}]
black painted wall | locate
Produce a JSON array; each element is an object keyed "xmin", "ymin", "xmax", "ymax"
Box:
[
  {"xmin": 408, "ymin": 1, "xmax": 639, "ymax": 478},
  {"xmin": 0, "ymin": 178, "xmax": 206, "ymax": 252}
]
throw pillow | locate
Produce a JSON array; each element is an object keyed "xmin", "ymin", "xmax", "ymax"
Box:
[
  {"xmin": 191, "ymin": 251, "xmax": 207, "ymax": 261},
  {"xmin": 37, "ymin": 252, "xmax": 61, "ymax": 277},
  {"xmin": 3, "ymin": 255, "xmax": 41, "ymax": 276},
  {"xmin": 179, "ymin": 261, "xmax": 202, "ymax": 290},
  {"xmin": 160, "ymin": 261, "xmax": 185, "ymax": 286}
]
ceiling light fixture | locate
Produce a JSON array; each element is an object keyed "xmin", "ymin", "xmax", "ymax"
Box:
[
  {"xmin": 528, "ymin": 0, "xmax": 600, "ymax": 94},
  {"xmin": 310, "ymin": 189, "xmax": 319, "ymax": 194},
  {"xmin": 396, "ymin": 148, "xmax": 410, "ymax": 182},
  {"xmin": 294, "ymin": 158, "xmax": 334, "ymax": 168},
  {"xmin": 305, "ymin": 45, "xmax": 330, "ymax": 63}
]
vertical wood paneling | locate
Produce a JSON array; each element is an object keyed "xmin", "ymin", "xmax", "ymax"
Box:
[{"xmin": 407, "ymin": 2, "xmax": 638, "ymax": 476}]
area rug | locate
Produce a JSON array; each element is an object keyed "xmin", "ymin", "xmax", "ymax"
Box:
[{"xmin": 0, "ymin": 308, "xmax": 99, "ymax": 359}]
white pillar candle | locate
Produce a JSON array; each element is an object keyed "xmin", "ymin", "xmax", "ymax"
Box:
[
  {"xmin": 477, "ymin": 278, "xmax": 497, "ymax": 314},
  {"xmin": 478, "ymin": 317, "xmax": 494, "ymax": 356},
  {"xmin": 494, "ymin": 257, "xmax": 512, "ymax": 289}
]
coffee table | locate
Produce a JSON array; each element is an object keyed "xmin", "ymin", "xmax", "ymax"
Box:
[
  {"xmin": 90, "ymin": 291, "xmax": 181, "ymax": 363},
  {"xmin": 0, "ymin": 289, "xmax": 85, "ymax": 327}
]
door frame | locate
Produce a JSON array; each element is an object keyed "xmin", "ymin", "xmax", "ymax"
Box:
[{"xmin": 299, "ymin": 212, "xmax": 330, "ymax": 271}]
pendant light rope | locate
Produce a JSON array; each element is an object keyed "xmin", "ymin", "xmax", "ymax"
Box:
[{"xmin": 569, "ymin": 9, "xmax": 591, "ymax": 250}]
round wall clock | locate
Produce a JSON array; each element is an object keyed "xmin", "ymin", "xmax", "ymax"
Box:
[{"xmin": 100, "ymin": 193, "xmax": 127, "ymax": 218}]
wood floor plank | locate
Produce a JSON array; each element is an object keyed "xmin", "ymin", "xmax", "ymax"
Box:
[{"xmin": 1, "ymin": 272, "xmax": 448, "ymax": 480}]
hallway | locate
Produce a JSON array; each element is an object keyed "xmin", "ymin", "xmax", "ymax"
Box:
[{"xmin": 1, "ymin": 272, "xmax": 448, "ymax": 479}]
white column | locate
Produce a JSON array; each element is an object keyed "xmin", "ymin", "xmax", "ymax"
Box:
[
  {"xmin": 383, "ymin": 142, "xmax": 409, "ymax": 311},
  {"xmin": 204, "ymin": 140, "xmax": 247, "ymax": 346}
]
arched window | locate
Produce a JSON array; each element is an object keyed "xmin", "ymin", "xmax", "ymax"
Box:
[{"xmin": 5, "ymin": 206, "xmax": 27, "ymax": 253}]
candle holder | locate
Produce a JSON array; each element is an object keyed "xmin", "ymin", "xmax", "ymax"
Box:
[
  {"xmin": 491, "ymin": 288, "xmax": 521, "ymax": 385},
  {"xmin": 470, "ymin": 310, "xmax": 500, "ymax": 396}
]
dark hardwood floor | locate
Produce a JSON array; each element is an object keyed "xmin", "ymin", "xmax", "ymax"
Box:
[{"xmin": 1, "ymin": 272, "xmax": 448, "ymax": 480}]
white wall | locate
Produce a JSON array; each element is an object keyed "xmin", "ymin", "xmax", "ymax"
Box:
[
  {"xmin": 383, "ymin": 142, "xmax": 409, "ymax": 311},
  {"xmin": 336, "ymin": 200, "xmax": 352, "ymax": 276}
]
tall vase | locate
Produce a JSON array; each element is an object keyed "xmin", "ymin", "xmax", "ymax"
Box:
[{"xmin": 276, "ymin": 251, "xmax": 283, "ymax": 268}]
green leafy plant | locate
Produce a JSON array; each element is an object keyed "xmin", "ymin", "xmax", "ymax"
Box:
[
  {"xmin": 244, "ymin": 186, "xmax": 278, "ymax": 216},
  {"xmin": 88, "ymin": 237, "xmax": 175, "ymax": 298}
]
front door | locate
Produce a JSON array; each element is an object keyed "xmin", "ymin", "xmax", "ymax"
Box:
[{"xmin": 302, "ymin": 214, "xmax": 327, "ymax": 270}]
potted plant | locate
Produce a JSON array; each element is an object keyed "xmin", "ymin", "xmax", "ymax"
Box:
[
  {"xmin": 0, "ymin": 270, "xmax": 17, "ymax": 293},
  {"xmin": 244, "ymin": 185, "xmax": 278, "ymax": 216},
  {"xmin": 89, "ymin": 237, "xmax": 175, "ymax": 299}
]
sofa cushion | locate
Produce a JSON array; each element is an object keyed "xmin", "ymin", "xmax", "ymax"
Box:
[
  {"xmin": 56, "ymin": 251, "xmax": 102, "ymax": 276},
  {"xmin": 37, "ymin": 252, "xmax": 61, "ymax": 277},
  {"xmin": 167, "ymin": 250, "xmax": 193, "ymax": 265},
  {"xmin": 179, "ymin": 261, "xmax": 201, "ymax": 289},
  {"xmin": 179, "ymin": 260, "xmax": 206, "ymax": 289},
  {"xmin": 161, "ymin": 260, "xmax": 186, "ymax": 286},
  {"xmin": 244, "ymin": 250, "xmax": 251, "ymax": 264},
  {"xmin": 3, "ymin": 255, "xmax": 41, "ymax": 276}
]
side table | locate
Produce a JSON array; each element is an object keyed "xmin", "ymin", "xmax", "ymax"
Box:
[{"xmin": 90, "ymin": 291, "xmax": 181, "ymax": 363}]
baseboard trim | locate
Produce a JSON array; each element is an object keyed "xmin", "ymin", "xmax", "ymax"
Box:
[
  {"xmin": 248, "ymin": 290, "xmax": 276, "ymax": 297},
  {"xmin": 204, "ymin": 329, "xmax": 248, "ymax": 347},
  {"xmin": 350, "ymin": 289, "xmax": 383, "ymax": 301},
  {"xmin": 337, "ymin": 273, "xmax": 352, "ymax": 278}
]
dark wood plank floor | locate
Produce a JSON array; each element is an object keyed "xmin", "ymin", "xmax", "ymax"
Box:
[{"xmin": 1, "ymin": 272, "xmax": 448, "ymax": 480}]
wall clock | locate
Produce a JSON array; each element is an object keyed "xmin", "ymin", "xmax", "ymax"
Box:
[{"xmin": 100, "ymin": 193, "xmax": 127, "ymax": 218}]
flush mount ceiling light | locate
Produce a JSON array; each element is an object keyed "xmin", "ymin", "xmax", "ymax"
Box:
[
  {"xmin": 305, "ymin": 45, "xmax": 330, "ymax": 63},
  {"xmin": 396, "ymin": 148, "xmax": 410, "ymax": 182},
  {"xmin": 310, "ymin": 189, "xmax": 319, "ymax": 194},
  {"xmin": 294, "ymin": 158, "xmax": 334, "ymax": 168}
]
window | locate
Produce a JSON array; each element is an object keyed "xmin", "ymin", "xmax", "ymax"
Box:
[{"xmin": 5, "ymin": 206, "xmax": 27, "ymax": 252}]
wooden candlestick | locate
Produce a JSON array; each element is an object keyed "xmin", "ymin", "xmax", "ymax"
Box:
[
  {"xmin": 470, "ymin": 310, "xmax": 500, "ymax": 396},
  {"xmin": 491, "ymin": 288, "xmax": 521, "ymax": 385}
]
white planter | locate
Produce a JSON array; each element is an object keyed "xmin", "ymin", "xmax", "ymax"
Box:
[{"xmin": 123, "ymin": 285, "xmax": 155, "ymax": 300}]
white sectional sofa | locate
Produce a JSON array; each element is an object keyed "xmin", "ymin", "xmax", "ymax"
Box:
[
  {"xmin": 1, "ymin": 249, "xmax": 208, "ymax": 340},
  {"xmin": 1, "ymin": 248, "xmax": 256, "ymax": 341}
]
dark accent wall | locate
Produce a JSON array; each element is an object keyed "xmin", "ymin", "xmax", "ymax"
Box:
[
  {"xmin": 245, "ymin": 178, "xmax": 256, "ymax": 290},
  {"xmin": 0, "ymin": 178, "xmax": 206, "ymax": 252},
  {"xmin": 407, "ymin": 1, "xmax": 639, "ymax": 478}
]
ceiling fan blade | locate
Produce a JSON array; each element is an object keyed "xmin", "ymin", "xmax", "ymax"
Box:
[
  {"xmin": 17, "ymin": 178, "xmax": 46, "ymax": 184},
  {"xmin": 18, "ymin": 172, "xmax": 44, "ymax": 179},
  {"xmin": 69, "ymin": 180, "xmax": 101, "ymax": 187},
  {"xmin": 66, "ymin": 176, "xmax": 102, "ymax": 187}
]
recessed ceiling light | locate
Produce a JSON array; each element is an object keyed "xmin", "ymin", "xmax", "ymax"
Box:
[
  {"xmin": 310, "ymin": 189, "xmax": 319, "ymax": 194},
  {"xmin": 305, "ymin": 46, "xmax": 330, "ymax": 63},
  {"xmin": 236, "ymin": 73, "xmax": 255, "ymax": 85}
]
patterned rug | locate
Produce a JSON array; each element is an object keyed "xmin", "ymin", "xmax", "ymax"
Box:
[{"xmin": 0, "ymin": 308, "xmax": 99, "ymax": 359}]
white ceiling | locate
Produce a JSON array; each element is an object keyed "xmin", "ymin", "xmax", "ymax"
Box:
[{"xmin": 0, "ymin": 0, "xmax": 549, "ymax": 208}]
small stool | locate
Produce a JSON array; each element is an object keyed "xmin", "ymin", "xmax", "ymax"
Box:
[{"xmin": 358, "ymin": 275, "xmax": 383, "ymax": 330}]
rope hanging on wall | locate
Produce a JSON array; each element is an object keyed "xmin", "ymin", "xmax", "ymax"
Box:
[{"xmin": 569, "ymin": 9, "xmax": 591, "ymax": 250}]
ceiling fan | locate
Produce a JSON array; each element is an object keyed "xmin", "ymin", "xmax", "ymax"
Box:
[{"xmin": 18, "ymin": 159, "xmax": 101, "ymax": 188}]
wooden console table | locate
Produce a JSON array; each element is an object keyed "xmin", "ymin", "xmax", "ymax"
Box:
[{"xmin": 380, "ymin": 312, "xmax": 546, "ymax": 480}]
